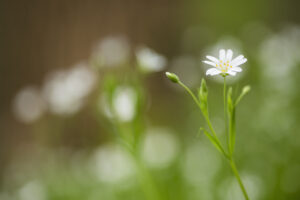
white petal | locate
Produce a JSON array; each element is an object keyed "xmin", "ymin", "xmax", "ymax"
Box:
[
  {"xmin": 226, "ymin": 49, "xmax": 233, "ymax": 61},
  {"xmin": 219, "ymin": 49, "xmax": 226, "ymax": 61},
  {"xmin": 206, "ymin": 68, "xmax": 221, "ymax": 76},
  {"xmin": 227, "ymin": 70, "xmax": 237, "ymax": 76},
  {"xmin": 203, "ymin": 60, "xmax": 217, "ymax": 67},
  {"xmin": 231, "ymin": 66, "xmax": 242, "ymax": 72},
  {"xmin": 232, "ymin": 58, "xmax": 247, "ymax": 67},
  {"xmin": 230, "ymin": 55, "xmax": 244, "ymax": 65},
  {"xmin": 206, "ymin": 56, "xmax": 219, "ymax": 64}
]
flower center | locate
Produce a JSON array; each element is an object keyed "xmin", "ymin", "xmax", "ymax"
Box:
[{"xmin": 217, "ymin": 60, "xmax": 233, "ymax": 72}]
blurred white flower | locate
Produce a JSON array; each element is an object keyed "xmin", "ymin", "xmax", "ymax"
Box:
[
  {"xmin": 13, "ymin": 86, "xmax": 46, "ymax": 124},
  {"xmin": 141, "ymin": 127, "xmax": 179, "ymax": 169},
  {"xmin": 42, "ymin": 63, "xmax": 97, "ymax": 115},
  {"xmin": 18, "ymin": 181, "xmax": 46, "ymax": 200},
  {"xmin": 90, "ymin": 144, "xmax": 135, "ymax": 184},
  {"xmin": 112, "ymin": 86, "xmax": 137, "ymax": 122},
  {"xmin": 99, "ymin": 86, "xmax": 137, "ymax": 122},
  {"xmin": 203, "ymin": 49, "xmax": 247, "ymax": 76},
  {"xmin": 259, "ymin": 26, "xmax": 300, "ymax": 93},
  {"xmin": 136, "ymin": 46, "xmax": 167, "ymax": 73},
  {"xmin": 92, "ymin": 36, "xmax": 130, "ymax": 67}
]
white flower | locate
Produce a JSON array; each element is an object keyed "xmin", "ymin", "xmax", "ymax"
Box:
[
  {"xmin": 141, "ymin": 127, "xmax": 179, "ymax": 169},
  {"xmin": 42, "ymin": 63, "xmax": 97, "ymax": 115},
  {"xmin": 112, "ymin": 86, "xmax": 137, "ymax": 122},
  {"xmin": 203, "ymin": 49, "xmax": 247, "ymax": 76},
  {"xmin": 99, "ymin": 86, "xmax": 137, "ymax": 122},
  {"xmin": 90, "ymin": 144, "xmax": 134, "ymax": 184},
  {"xmin": 13, "ymin": 86, "xmax": 46, "ymax": 123},
  {"xmin": 136, "ymin": 46, "xmax": 167, "ymax": 73},
  {"xmin": 92, "ymin": 36, "xmax": 130, "ymax": 67}
]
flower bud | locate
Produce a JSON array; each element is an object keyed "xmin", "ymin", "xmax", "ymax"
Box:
[
  {"xmin": 199, "ymin": 79, "xmax": 208, "ymax": 101},
  {"xmin": 199, "ymin": 79, "xmax": 208, "ymax": 115},
  {"xmin": 235, "ymin": 85, "xmax": 251, "ymax": 106},
  {"xmin": 165, "ymin": 72, "xmax": 179, "ymax": 83},
  {"xmin": 242, "ymin": 85, "xmax": 251, "ymax": 95}
]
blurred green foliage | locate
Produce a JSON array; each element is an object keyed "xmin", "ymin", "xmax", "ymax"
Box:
[{"xmin": 1, "ymin": 0, "xmax": 300, "ymax": 200}]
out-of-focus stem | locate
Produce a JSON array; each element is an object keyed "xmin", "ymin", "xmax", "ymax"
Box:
[
  {"xmin": 178, "ymin": 81, "xmax": 201, "ymax": 108},
  {"xmin": 229, "ymin": 158, "xmax": 250, "ymax": 200},
  {"xmin": 132, "ymin": 151, "xmax": 163, "ymax": 200}
]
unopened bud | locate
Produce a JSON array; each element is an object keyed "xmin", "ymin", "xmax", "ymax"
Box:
[
  {"xmin": 235, "ymin": 85, "xmax": 251, "ymax": 106},
  {"xmin": 242, "ymin": 85, "xmax": 251, "ymax": 95},
  {"xmin": 199, "ymin": 79, "xmax": 208, "ymax": 100},
  {"xmin": 199, "ymin": 79, "xmax": 208, "ymax": 115},
  {"xmin": 165, "ymin": 72, "xmax": 179, "ymax": 83}
]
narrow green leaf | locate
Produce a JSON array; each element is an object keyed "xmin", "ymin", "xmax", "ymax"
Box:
[
  {"xmin": 229, "ymin": 107, "xmax": 236, "ymax": 155},
  {"xmin": 199, "ymin": 79, "xmax": 208, "ymax": 115},
  {"xmin": 227, "ymin": 87, "xmax": 235, "ymax": 155},
  {"xmin": 227, "ymin": 87, "xmax": 233, "ymax": 114},
  {"xmin": 202, "ymin": 129, "xmax": 224, "ymax": 155}
]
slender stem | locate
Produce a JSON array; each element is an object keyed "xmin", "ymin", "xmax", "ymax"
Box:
[
  {"xmin": 235, "ymin": 92, "xmax": 247, "ymax": 106},
  {"xmin": 114, "ymin": 121, "xmax": 163, "ymax": 200},
  {"xmin": 178, "ymin": 81, "xmax": 228, "ymax": 158},
  {"xmin": 133, "ymin": 152, "xmax": 163, "ymax": 200},
  {"xmin": 223, "ymin": 77, "xmax": 227, "ymax": 120},
  {"xmin": 178, "ymin": 79, "xmax": 249, "ymax": 199},
  {"xmin": 178, "ymin": 81, "xmax": 201, "ymax": 108},
  {"xmin": 229, "ymin": 158, "xmax": 250, "ymax": 200},
  {"xmin": 223, "ymin": 77, "xmax": 229, "ymax": 150},
  {"xmin": 203, "ymin": 115, "xmax": 228, "ymax": 157}
]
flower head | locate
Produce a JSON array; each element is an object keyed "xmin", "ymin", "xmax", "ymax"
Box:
[{"xmin": 203, "ymin": 49, "xmax": 247, "ymax": 76}]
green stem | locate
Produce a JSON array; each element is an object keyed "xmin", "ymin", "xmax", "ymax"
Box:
[
  {"xmin": 223, "ymin": 77, "xmax": 227, "ymax": 131},
  {"xmin": 223, "ymin": 77, "xmax": 227, "ymax": 122},
  {"xmin": 223, "ymin": 77, "xmax": 229, "ymax": 152},
  {"xmin": 114, "ymin": 122, "xmax": 163, "ymax": 200},
  {"xmin": 178, "ymin": 79, "xmax": 249, "ymax": 200},
  {"xmin": 178, "ymin": 81, "xmax": 228, "ymax": 158},
  {"xmin": 203, "ymin": 115, "xmax": 228, "ymax": 158},
  {"xmin": 178, "ymin": 81, "xmax": 201, "ymax": 108},
  {"xmin": 229, "ymin": 158, "xmax": 250, "ymax": 200},
  {"xmin": 133, "ymin": 152, "xmax": 163, "ymax": 200}
]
